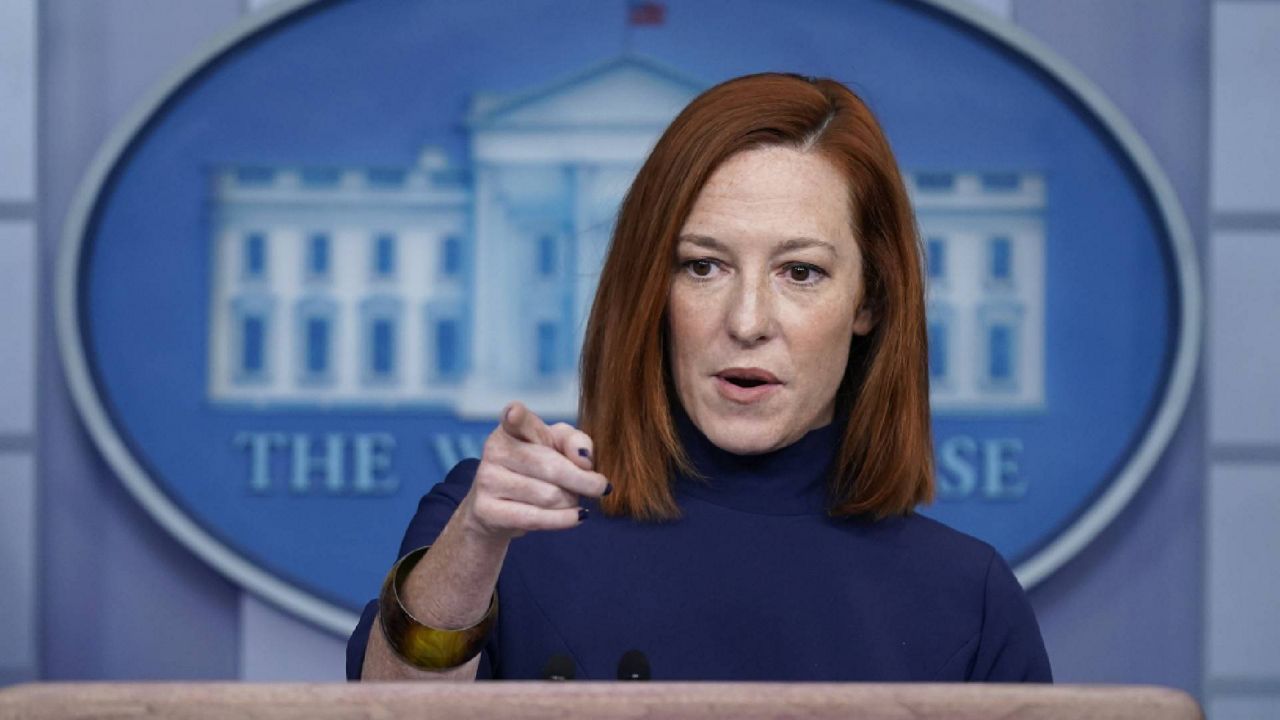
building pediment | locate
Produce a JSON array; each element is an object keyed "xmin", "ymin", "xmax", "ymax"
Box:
[{"xmin": 467, "ymin": 54, "xmax": 703, "ymax": 130}]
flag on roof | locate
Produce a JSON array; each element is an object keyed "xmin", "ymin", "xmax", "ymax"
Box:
[{"xmin": 628, "ymin": 1, "xmax": 666, "ymax": 26}]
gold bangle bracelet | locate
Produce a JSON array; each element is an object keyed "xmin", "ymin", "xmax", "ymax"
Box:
[{"xmin": 377, "ymin": 545, "xmax": 499, "ymax": 671}]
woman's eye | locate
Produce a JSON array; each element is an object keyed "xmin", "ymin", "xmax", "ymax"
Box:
[
  {"xmin": 785, "ymin": 263, "xmax": 824, "ymax": 283},
  {"xmin": 686, "ymin": 259, "xmax": 716, "ymax": 277}
]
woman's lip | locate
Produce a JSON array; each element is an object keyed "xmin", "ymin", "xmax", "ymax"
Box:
[
  {"xmin": 714, "ymin": 375, "xmax": 781, "ymax": 404},
  {"xmin": 715, "ymin": 367, "xmax": 781, "ymax": 383}
]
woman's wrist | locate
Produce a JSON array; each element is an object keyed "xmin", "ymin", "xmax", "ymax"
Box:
[
  {"xmin": 397, "ymin": 506, "xmax": 509, "ymax": 628},
  {"xmin": 378, "ymin": 545, "xmax": 499, "ymax": 671}
]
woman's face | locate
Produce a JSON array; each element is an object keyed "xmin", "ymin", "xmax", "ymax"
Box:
[{"xmin": 667, "ymin": 145, "xmax": 874, "ymax": 454}]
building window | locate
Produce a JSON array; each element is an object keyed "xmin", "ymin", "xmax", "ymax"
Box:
[
  {"xmin": 441, "ymin": 235, "xmax": 463, "ymax": 277},
  {"xmin": 436, "ymin": 318, "xmax": 459, "ymax": 377},
  {"xmin": 300, "ymin": 167, "xmax": 341, "ymax": 187},
  {"xmin": 988, "ymin": 324, "xmax": 1013, "ymax": 383},
  {"xmin": 242, "ymin": 315, "xmax": 266, "ymax": 376},
  {"xmin": 926, "ymin": 236, "xmax": 946, "ymax": 280},
  {"xmin": 242, "ymin": 232, "xmax": 267, "ymax": 280},
  {"xmin": 915, "ymin": 172, "xmax": 954, "ymax": 191},
  {"xmin": 373, "ymin": 233, "xmax": 396, "ymax": 278},
  {"xmin": 424, "ymin": 304, "xmax": 465, "ymax": 384},
  {"xmin": 538, "ymin": 235, "xmax": 557, "ymax": 277},
  {"xmin": 537, "ymin": 322, "xmax": 557, "ymax": 376},
  {"xmin": 989, "ymin": 236, "xmax": 1013, "ymax": 284},
  {"xmin": 307, "ymin": 233, "xmax": 330, "ymax": 279},
  {"xmin": 926, "ymin": 302, "xmax": 953, "ymax": 389},
  {"xmin": 978, "ymin": 304, "xmax": 1022, "ymax": 393},
  {"xmin": 235, "ymin": 167, "xmax": 274, "ymax": 185},
  {"xmin": 367, "ymin": 168, "xmax": 407, "ymax": 188},
  {"xmin": 981, "ymin": 173, "xmax": 1021, "ymax": 191},
  {"xmin": 306, "ymin": 317, "xmax": 330, "ymax": 375},
  {"xmin": 295, "ymin": 298, "xmax": 337, "ymax": 385},
  {"xmin": 371, "ymin": 319, "xmax": 395, "ymax": 376},
  {"xmin": 361, "ymin": 298, "xmax": 402, "ymax": 384},
  {"xmin": 929, "ymin": 320, "xmax": 949, "ymax": 382},
  {"xmin": 231, "ymin": 295, "xmax": 274, "ymax": 385}
]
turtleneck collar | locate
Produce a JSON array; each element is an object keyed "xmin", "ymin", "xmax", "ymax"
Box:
[{"xmin": 671, "ymin": 401, "xmax": 841, "ymax": 516}]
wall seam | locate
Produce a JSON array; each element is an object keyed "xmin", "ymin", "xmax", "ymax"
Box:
[
  {"xmin": 1212, "ymin": 213, "xmax": 1280, "ymax": 231},
  {"xmin": 0, "ymin": 202, "xmax": 36, "ymax": 220},
  {"xmin": 1207, "ymin": 0, "xmax": 1280, "ymax": 711}
]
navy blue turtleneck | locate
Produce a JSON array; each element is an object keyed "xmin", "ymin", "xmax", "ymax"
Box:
[{"xmin": 347, "ymin": 411, "xmax": 1052, "ymax": 681}]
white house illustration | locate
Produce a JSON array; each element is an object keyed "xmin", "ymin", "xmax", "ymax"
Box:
[
  {"xmin": 915, "ymin": 172, "xmax": 1046, "ymax": 412},
  {"xmin": 206, "ymin": 55, "xmax": 1045, "ymax": 417}
]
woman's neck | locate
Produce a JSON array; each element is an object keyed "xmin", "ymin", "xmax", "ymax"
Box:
[{"xmin": 670, "ymin": 402, "xmax": 841, "ymax": 516}]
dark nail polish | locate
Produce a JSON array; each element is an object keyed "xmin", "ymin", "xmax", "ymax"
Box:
[
  {"xmin": 602, "ymin": 483, "xmax": 613, "ymax": 496},
  {"xmin": 578, "ymin": 507, "xmax": 590, "ymax": 522},
  {"xmin": 578, "ymin": 447, "xmax": 591, "ymax": 459}
]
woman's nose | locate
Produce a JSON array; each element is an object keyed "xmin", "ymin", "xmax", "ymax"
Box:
[{"xmin": 726, "ymin": 274, "xmax": 775, "ymax": 346}]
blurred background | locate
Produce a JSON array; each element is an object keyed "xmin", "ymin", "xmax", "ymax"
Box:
[{"xmin": 0, "ymin": 0, "xmax": 1275, "ymax": 717}]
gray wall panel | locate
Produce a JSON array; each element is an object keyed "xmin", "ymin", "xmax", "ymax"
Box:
[
  {"xmin": 0, "ymin": 0, "xmax": 36, "ymax": 202},
  {"xmin": 1207, "ymin": 1, "xmax": 1280, "ymax": 712},
  {"xmin": 0, "ymin": 222, "xmax": 36, "ymax": 436},
  {"xmin": 239, "ymin": 596, "xmax": 347, "ymax": 681},
  {"xmin": 1012, "ymin": 0, "xmax": 1207, "ymax": 696},
  {"xmin": 38, "ymin": 0, "xmax": 244, "ymax": 680},
  {"xmin": 1210, "ymin": 232, "xmax": 1280, "ymax": 444},
  {"xmin": 1211, "ymin": 2, "xmax": 1280, "ymax": 213},
  {"xmin": 0, "ymin": 454, "xmax": 36, "ymax": 677},
  {"xmin": 1207, "ymin": 464, "xmax": 1280, "ymax": 679}
]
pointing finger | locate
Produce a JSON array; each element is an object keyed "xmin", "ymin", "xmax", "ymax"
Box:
[{"xmin": 501, "ymin": 401, "xmax": 554, "ymax": 448}]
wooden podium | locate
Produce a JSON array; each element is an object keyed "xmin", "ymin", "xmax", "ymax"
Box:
[{"xmin": 0, "ymin": 682, "xmax": 1202, "ymax": 719}]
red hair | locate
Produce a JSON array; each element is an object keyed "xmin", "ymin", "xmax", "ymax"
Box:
[{"xmin": 579, "ymin": 72, "xmax": 934, "ymax": 521}]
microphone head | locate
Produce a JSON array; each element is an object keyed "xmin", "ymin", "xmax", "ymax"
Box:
[
  {"xmin": 616, "ymin": 649, "xmax": 651, "ymax": 680},
  {"xmin": 543, "ymin": 653, "xmax": 576, "ymax": 680}
]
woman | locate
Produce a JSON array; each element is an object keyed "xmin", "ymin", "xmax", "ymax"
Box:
[{"xmin": 347, "ymin": 72, "xmax": 1052, "ymax": 682}]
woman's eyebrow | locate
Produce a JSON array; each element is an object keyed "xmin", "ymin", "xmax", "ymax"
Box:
[
  {"xmin": 773, "ymin": 237, "xmax": 836, "ymax": 256},
  {"xmin": 677, "ymin": 234, "xmax": 728, "ymax": 251},
  {"xmin": 677, "ymin": 234, "xmax": 835, "ymax": 256}
]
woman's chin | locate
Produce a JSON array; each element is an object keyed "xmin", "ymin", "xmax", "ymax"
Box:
[{"xmin": 699, "ymin": 416, "xmax": 796, "ymax": 455}]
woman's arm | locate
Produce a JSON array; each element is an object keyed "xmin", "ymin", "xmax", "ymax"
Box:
[
  {"xmin": 360, "ymin": 505, "xmax": 509, "ymax": 680},
  {"xmin": 358, "ymin": 402, "xmax": 608, "ymax": 681},
  {"xmin": 969, "ymin": 550, "xmax": 1053, "ymax": 682}
]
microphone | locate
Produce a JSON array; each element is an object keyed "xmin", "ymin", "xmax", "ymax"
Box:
[
  {"xmin": 542, "ymin": 653, "xmax": 576, "ymax": 680},
  {"xmin": 616, "ymin": 650, "xmax": 651, "ymax": 680}
]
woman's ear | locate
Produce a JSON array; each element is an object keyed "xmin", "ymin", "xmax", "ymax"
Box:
[{"xmin": 852, "ymin": 303, "xmax": 875, "ymax": 336}]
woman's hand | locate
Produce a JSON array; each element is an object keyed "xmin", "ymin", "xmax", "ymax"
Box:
[{"xmin": 457, "ymin": 401, "xmax": 609, "ymax": 542}]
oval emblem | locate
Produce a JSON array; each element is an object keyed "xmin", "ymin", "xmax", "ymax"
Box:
[{"xmin": 59, "ymin": 0, "xmax": 1199, "ymax": 633}]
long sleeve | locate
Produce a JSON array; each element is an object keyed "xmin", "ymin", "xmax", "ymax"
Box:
[
  {"xmin": 345, "ymin": 459, "xmax": 497, "ymax": 680},
  {"xmin": 968, "ymin": 549, "xmax": 1053, "ymax": 682}
]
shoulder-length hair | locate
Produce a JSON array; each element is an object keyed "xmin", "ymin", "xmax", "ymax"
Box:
[{"xmin": 579, "ymin": 72, "xmax": 933, "ymax": 521}]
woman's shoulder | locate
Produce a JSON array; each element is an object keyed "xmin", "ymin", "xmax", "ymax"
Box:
[
  {"xmin": 869, "ymin": 512, "xmax": 1052, "ymax": 681},
  {"xmin": 897, "ymin": 516, "xmax": 1052, "ymax": 681},
  {"xmin": 847, "ymin": 510, "xmax": 1016, "ymax": 600},
  {"xmin": 874, "ymin": 510, "xmax": 1000, "ymax": 567}
]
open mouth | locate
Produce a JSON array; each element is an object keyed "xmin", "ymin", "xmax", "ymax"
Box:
[{"xmin": 715, "ymin": 368, "xmax": 781, "ymax": 388}]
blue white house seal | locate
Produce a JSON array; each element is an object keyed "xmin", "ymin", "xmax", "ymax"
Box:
[{"xmin": 58, "ymin": 0, "xmax": 1199, "ymax": 633}]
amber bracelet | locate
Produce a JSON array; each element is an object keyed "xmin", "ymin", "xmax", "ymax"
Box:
[{"xmin": 377, "ymin": 545, "xmax": 499, "ymax": 671}]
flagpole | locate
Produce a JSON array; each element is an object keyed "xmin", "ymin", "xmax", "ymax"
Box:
[
  {"xmin": 623, "ymin": 6, "xmax": 633, "ymax": 54},
  {"xmin": 623, "ymin": 0, "xmax": 665, "ymax": 55}
]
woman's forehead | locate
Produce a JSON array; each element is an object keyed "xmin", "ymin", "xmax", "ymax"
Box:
[{"xmin": 680, "ymin": 146, "xmax": 855, "ymax": 250}]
